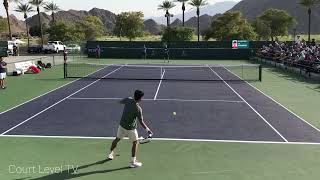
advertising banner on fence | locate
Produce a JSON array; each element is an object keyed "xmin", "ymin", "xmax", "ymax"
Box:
[{"xmin": 232, "ymin": 40, "xmax": 249, "ymax": 49}]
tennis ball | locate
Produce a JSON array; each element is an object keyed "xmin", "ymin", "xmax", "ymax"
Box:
[{"xmin": 173, "ymin": 112, "xmax": 177, "ymax": 116}]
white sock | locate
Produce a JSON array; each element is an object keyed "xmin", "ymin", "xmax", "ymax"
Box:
[
  {"xmin": 109, "ymin": 151, "xmax": 114, "ymax": 155},
  {"xmin": 131, "ymin": 157, "xmax": 136, "ymax": 162}
]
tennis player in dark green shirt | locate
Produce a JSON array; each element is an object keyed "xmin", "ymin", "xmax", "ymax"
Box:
[{"xmin": 108, "ymin": 90, "xmax": 153, "ymax": 168}]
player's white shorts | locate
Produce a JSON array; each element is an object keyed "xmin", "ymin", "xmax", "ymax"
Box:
[
  {"xmin": 0, "ymin": 73, "xmax": 6, "ymax": 79},
  {"xmin": 117, "ymin": 126, "xmax": 138, "ymax": 142}
]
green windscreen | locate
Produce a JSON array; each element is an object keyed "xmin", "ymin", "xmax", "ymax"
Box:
[{"xmin": 0, "ymin": 41, "xmax": 8, "ymax": 57}]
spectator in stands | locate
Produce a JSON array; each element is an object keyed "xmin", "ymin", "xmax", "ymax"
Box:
[
  {"xmin": 295, "ymin": 36, "xmax": 301, "ymax": 45},
  {"xmin": 0, "ymin": 57, "xmax": 7, "ymax": 89},
  {"xmin": 301, "ymin": 39, "xmax": 307, "ymax": 46},
  {"xmin": 311, "ymin": 39, "xmax": 316, "ymax": 46},
  {"xmin": 256, "ymin": 39, "xmax": 320, "ymax": 73}
]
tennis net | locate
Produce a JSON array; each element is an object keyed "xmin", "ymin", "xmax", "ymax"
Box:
[{"xmin": 64, "ymin": 63, "xmax": 262, "ymax": 81}]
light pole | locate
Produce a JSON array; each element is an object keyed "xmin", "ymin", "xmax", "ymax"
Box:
[{"xmin": 165, "ymin": 12, "xmax": 174, "ymax": 27}]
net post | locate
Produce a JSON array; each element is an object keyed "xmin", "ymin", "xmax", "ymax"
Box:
[
  {"xmin": 259, "ymin": 65, "xmax": 262, "ymax": 82},
  {"xmin": 64, "ymin": 62, "xmax": 67, "ymax": 79},
  {"xmin": 242, "ymin": 65, "xmax": 244, "ymax": 80}
]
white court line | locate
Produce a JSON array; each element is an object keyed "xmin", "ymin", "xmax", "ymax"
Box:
[
  {"xmin": 0, "ymin": 64, "xmax": 114, "ymax": 115},
  {"xmin": 0, "ymin": 66, "xmax": 124, "ymax": 135},
  {"xmin": 67, "ymin": 97, "xmax": 244, "ymax": 103},
  {"xmin": 156, "ymin": 98, "xmax": 244, "ymax": 103},
  {"xmin": 223, "ymin": 66, "xmax": 320, "ymax": 134},
  {"xmin": 1, "ymin": 134, "xmax": 320, "ymax": 145},
  {"xmin": 154, "ymin": 69, "xmax": 166, "ymax": 100},
  {"xmin": 208, "ymin": 66, "xmax": 288, "ymax": 142}
]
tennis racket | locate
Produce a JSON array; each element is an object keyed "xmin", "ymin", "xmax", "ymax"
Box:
[{"xmin": 139, "ymin": 133, "xmax": 153, "ymax": 144}]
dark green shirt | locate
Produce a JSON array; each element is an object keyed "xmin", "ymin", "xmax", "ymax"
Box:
[
  {"xmin": 120, "ymin": 97, "xmax": 143, "ymax": 130},
  {"xmin": 0, "ymin": 61, "xmax": 7, "ymax": 73}
]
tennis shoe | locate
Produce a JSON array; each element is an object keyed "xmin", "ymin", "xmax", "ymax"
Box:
[
  {"xmin": 129, "ymin": 161, "xmax": 142, "ymax": 168},
  {"xmin": 107, "ymin": 153, "xmax": 114, "ymax": 160}
]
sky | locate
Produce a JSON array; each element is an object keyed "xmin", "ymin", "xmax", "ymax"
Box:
[{"xmin": 0, "ymin": 0, "xmax": 241, "ymax": 20}]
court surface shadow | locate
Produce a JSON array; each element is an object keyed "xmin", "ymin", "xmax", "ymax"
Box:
[{"xmin": 27, "ymin": 159, "xmax": 131, "ymax": 180}]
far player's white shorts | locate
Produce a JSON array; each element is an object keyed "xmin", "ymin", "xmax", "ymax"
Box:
[
  {"xmin": 117, "ymin": 126, "xmax": 138, "ymax": 142},
  {"xmin": 0, "ymin": 73, "xmax": 6, "ymax": 80}
]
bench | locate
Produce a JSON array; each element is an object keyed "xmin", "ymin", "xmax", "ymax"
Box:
[{"xmin": 14, "ymin": 61, "xmax": 36, "ymax": 74}]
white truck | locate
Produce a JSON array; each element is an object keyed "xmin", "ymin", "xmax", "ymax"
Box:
[
  {"xmin": 42, "ymin": 41, "xmax": 66, "ymax": 53},
  {"xmin": 7, "ymin": 41, "xmax": 15, "ymax": 55}
]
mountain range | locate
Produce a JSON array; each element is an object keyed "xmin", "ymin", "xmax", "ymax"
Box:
[
  {"xmin": 5, "ymin": 7, "xmax": 216, "ymax": 35},
  {"xmin": 4, "ymin": 0, "xmax": 320, "ymax": 36},
  {"xmin": 26, "ymin": 8, "xmax": 116, "ymax": 30},
  {"xmin": 149, "ymin": 1, "xmax": 237, "ymax": 25}
]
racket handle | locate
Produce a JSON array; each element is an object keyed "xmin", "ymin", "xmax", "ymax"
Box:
[{"xmin": 148, "ymin": 133, "xmax": 153, "ymax": 138}]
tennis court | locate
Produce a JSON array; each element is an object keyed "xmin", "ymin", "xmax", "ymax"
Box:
[{"xmin": 1, "ymin": 62, "xmax": 320, "ymax": 143}]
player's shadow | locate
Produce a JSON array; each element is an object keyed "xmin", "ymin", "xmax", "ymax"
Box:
[{"xmin": 27, "ymin": 159, "xmax": 131, "ymax": 180}]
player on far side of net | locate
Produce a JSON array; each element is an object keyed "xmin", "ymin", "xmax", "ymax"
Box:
[
  {"xmin": 63, "ymin": 47, "xmax": 68, "ymax": 63},
  {"xmin": 107, "ymin": 90, "xmax": 153, "ymax": 168},
  {"xmin": 164, "ymin": 44, "xmax": 170, "ymax": 63},
  {"xmin": 142, "ymin": 44, "xmax": 147, "ymax": 60}
]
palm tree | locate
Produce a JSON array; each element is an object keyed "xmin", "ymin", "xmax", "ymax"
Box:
[
  {"xmin": 189, "ymin": 0, "xmax": 208, "ymax": 42},
  {"xmin": 175, "ymin": 0, "xmax": 189, "ymax": 26},
  {"xmin": 158, "ymin": 0, "xmax": 176, "ymax": 27},
  {"xmin": 29, "ymin": 0, "xmax": 45, "ymax": 46},
  {"xmin": 15, "ymin": 3, "xmax": 33, "ymax": 47},
  {"xmin": 44, "ymin": 1, "xmax": 60, "ymax": 24},
  {"xmin": 3, "ymin": 0, "xmax": 20, "ymax": 40},
  {"xmin": 299, "ymin": 0, "xmax": 320, "ymax": 42}
]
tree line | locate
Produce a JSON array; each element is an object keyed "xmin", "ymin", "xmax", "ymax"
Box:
[
  {"xmin": 2, "ymin": 0, "xmax": 60, "ymax": 46},
  {"xmin": 1, "ymin": 0, "xmax": 319, "ymax": 44},
  {"xmin": 158, "ymin": 0, "xmax": 320, "ymax": 42}
]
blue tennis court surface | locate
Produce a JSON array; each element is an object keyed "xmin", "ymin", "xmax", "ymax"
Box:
[{"xmin": 1, "ymin": 64, "xmax": 320, "ymax": 143}]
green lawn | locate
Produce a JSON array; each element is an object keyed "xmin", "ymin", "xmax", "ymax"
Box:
[{"xmin": 0, "ymin": 59, "xmax": 320, "ymax": 179}]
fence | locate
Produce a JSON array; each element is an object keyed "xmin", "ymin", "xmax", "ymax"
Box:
[
  {"xmin": 86, "ymin": 41, "xmax": 265, "ymax": 60},
  {"xmin": 86, "ymin": 41, "xmax": 281, "ymax": 49},
  {"xmin": 0, "ymin": 41, "xmax": 8, "ymax": 57}
]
